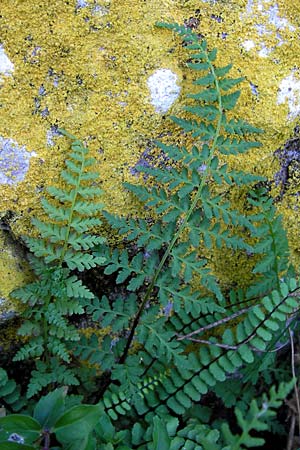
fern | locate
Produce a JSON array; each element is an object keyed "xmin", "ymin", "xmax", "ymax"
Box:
[
  {"xmin": 85, "ymin": 22, "xmax": 258, "ymax": 378},
  {"xmin": 0, "ymin": 368, "xmax": 26, "ymax": 412},
  {"xmin": 73, "ymin": 22, "xmax": 300, "ymax": 436},
  {"xmin": 11, "ymin": 130, "xmax": 106, "ymax": 397},
  {"xmin": 27, "ymin": 359, "xmax": 80, "ymax": 398},
  {"xmin": 92, "ymin": 380, "xmax": 293, "ymax": 449},
  {"xmin": 221, "ymin": 379, "xmax": 295, "ymax": 449},
  {"xmin": 4, "ymin": 20, "xmax": 299, "ymax": 449},
  {"xmin": 246, "ymin": 187, "xmax": 292, "ymax": 297}
]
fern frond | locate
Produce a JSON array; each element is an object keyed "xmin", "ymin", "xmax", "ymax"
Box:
[
  {"xmin": 13, "ymin": 337, "xmax": 44, "ymax": 361},
  {"xmin": 88, "ymin": 294, "xmax": 139, "ymax": 331},
  {"xmin": 0, "ymin": 368, "xmax": 26, "ymax": 412},
  {"xmin": 221, "ymin": 379, "xmax": 295, "ymax": 449},
  {"xmin": 47, "ymin": 338, "xmax": 71, "ymax": 362},
  {"xmin": 27, "ymin": 358, "xmax": 80, "ymax": 398},
  {"xmin": 247, "ymin": 188, "xmax": 291, "ymax": 297},
  {"xmin": 10, "ymin": 130, "xmax": 107, "ymax": 396}
]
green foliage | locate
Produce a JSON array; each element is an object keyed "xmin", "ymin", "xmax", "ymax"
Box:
[
  {"xmin": 10, "ymin": 129, "xmax": 106, "ymax": 397},
  {"xmin": 0, "ymin": 369, "xmax": 26, "ymax": 413},
  {"xmin": 1, "ymin": 20, "xmax": 299, "ymax": 450},
  {"xmin": 246, "ymin": 187, "xmax": 292, "ymax": 296},
  {"xmin": 221, "ymin": 379, "xmax": 295, "ymax": 449},
  {"xmin": 0, "ymin": 388, "xmax": 103, "ymax": 450}
]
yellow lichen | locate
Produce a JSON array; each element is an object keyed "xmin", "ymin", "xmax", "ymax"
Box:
[
  {"xmin": 0, "ymin": 230, "xmax": 31, "ymax": 315},
  {"xmin": 0, "ymin": 0, "xmax": 299, "ymax": 297}
]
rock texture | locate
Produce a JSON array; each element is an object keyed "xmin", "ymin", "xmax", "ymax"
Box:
[{"xmin": 0, "ymin": 0, "xmax": 299, "ymax": 311}]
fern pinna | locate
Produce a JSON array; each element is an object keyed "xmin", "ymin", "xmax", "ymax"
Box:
[
  {"xmin": 75, "ymin": 21, "xmax": 299, "ymax": 433},
  {"xmin": 11, "ymin": 129, "xmax": 105, "ymax": 397}
]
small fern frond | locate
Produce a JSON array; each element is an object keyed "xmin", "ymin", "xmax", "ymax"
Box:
[
  {"xmin": 221, "ymin": 379, "xmax": 295, "ymax": 449},
  {"xmin": 0, "ymin": 368, "xmax": 26, "ymax": 412},
  {"xmin": 88, "ymin": 294, "xmax": 139, "ymax": 331},
  {"xmin": 103, "ymin": 373, "xmax": 166, "ymax": 421},
  {"xmin": 27, "ymin": 358, "xmax": 80, "ymax": 398},
  {"xmin": 25, "ymin": 128, "xmax": 105, "ymax": 272},
  {"xmin": 247, "ymin": 188, "xmax": 291, "ymax": 297},
  {"xmin": 13, "ymin": 336, "xmax": 44, "ymax": 361}
]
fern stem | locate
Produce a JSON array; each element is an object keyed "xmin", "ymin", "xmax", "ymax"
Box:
[
  {"xmin": 58, "ymin": 132, "xmax": 86, "ymax": 267},
  {"xmin": 119, "ymin": 46, "xmax": 224, "ymax": 364}
]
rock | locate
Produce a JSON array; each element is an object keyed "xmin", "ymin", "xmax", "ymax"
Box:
[
  {"xmin": 0, "ymin": 0, "xmax": 299, "ymax": 311},
  {"xmin": 0, "ymin": 225, "xmax": 30, "ymax": 321}
]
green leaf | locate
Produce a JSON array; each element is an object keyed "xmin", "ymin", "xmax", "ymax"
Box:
[
  {"xmin": 214, "ymin": 64, "xmax": 232, "ymax": 77},
  {"xmin": 218, "ymin": 77, "xmax": 244, "ymax": 91},
  {"xmin": 221, "ymin": 90, "xmax": 240, "ymax": 110},
  {"xmin": 0, "ymin": 443, "xmax": 36, "ymax": 450},
  {"xmin": 33, "ymin": 387, "xmax": 67, "ymax": 429},
  {"xmin": 54, "ymin": 404, "xmax": 103, "ymax": 441},
  {"xmin": 0, "ymin": 415, "xmax": 41, "ymax": 441},
  {"xmin": 152, "ymin": 417, "xmax": 171, "ymax": 450}
]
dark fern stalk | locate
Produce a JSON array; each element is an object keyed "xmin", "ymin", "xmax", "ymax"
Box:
[{"xmin": 11, "ymin": 129, "xmax": 105, "ymax": 397}]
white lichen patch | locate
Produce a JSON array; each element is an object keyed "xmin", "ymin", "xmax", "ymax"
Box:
[
  {"xmin": 0, "ymin": 45, "xmax": 14, "ymax": 81},
  {"xmin": 242, "ymin": 1, "xmax": 295, "ymax": 57},
  {"xmin": 147, "ymin": 69, "xmax": 181, "ymax": 114},
  {"xmin": 277, "ymin": 72, "xmax": 300, "ymax": 120},
  {"xmin": 76, "ymin": 0, "xmax": 109, "ymax": 15},
  {"xmin": 76, "ymin": 0, "xmax": 89, "ymax": 7},
  {"xmin": 242, "ymin": 39, "xmax": 256, "ymax": 51},
  {"xmin": 46, "ymin": 127, "xmax": 61, "ymax": 147},
  {"xmin": 246, "ymin": 1, "xmax": 295, "ymax": 32},
  {"xmin": 0, "ymin": 137, "xmax": 36, "ymax": 185}
]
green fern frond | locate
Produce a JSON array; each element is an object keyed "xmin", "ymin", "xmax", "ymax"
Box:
[
  {"xmin": 0, "ymin": 368, "xmax": 26, "ymax": 412},
  {"xmin": 27, "ymin": 358, "xmax": 80, "ymax": 398},
  {"xmin": 24, "ymin": 128, "xmax": 105, "ymax": 272},
  {"xmin": 221, "ymin": 379, "xmax": 295, "ymax": 449},
  {"xmin": 13, "ymin": 336, "xmax": 44, "ymax": 361},
  {"xmin": 10, "ymin": 130, "xmax": 107, "ymax": 398},
  {"xmin": 247, "ymin": 188, "xmax": 292, "ymax": 297}
]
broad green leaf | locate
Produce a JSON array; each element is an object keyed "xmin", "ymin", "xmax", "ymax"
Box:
[
  {"xmin": 0, "ymin": 443, "xmax": 36, "ymax": 450},
  {"xmin": 33, "ymin": 387, "xmax": 67, "ymax": 429},
  {"xmin": 0, "ymin": 415, "xmax": 41, "ymax": 443},
  {"xmin": 54, "ymin": 404, "xmax": 103, "ymax": 442},
  {"xmin": 0, "ymin": 415, "xmax": 41, "ymax": 434}
]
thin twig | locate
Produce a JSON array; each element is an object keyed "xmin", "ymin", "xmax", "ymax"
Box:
[
  {"xmin": 180, "ymin": 332, "xmax": 294, "ymax": 354},
  {"xmin": 176, "ymin": 306, "xmax": 252, "ymax": 340},
  {"xmin": 287, "ymin": 414, "xmax": 295, "ymax": 450},
  {"xmin": 179, "ymin": 337, "xmax": 238, "ymax": 350}
]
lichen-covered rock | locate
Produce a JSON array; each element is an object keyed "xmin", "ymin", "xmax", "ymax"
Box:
[
  {"xmin": 0, "ymin": 0, "xmax": 299, "ymax": 310},
  {"xmin": 0, "ymin": 227, "xmax": 30, "ymax": 319}
]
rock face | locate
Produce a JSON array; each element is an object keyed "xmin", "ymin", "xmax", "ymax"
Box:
[
  {"xmin": 0, "ymin": 0, "xmax": 299, "ymax": 311},
  {"xmin": 0, "ymin": 227, "xmax": 29, "ymax": 319}
]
